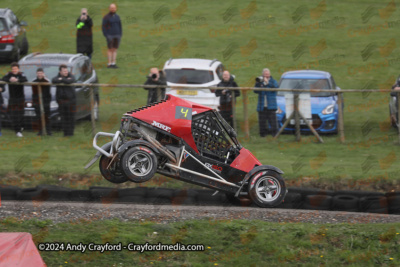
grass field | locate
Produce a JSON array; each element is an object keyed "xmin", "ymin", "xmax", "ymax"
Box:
[
  {"xmin": 1, "ymin": 0, "xmax": 400, "ymax": 189},
  {"xmin": 1, "ymin": 218, "xmax": 399, "ymax": 266}
]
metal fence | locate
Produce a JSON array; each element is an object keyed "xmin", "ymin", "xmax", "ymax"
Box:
[{"xmin": 1, "ymin": 81, "xmax": 399, "ymax": 144}]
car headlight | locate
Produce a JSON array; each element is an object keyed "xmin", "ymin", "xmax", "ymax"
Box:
[
  {"xmin": 50, "ymin": 100, "xmax": 58, "ymax": 109},
  {"xmin": 322, "ymin": 104, "xmax": 334, "ymax": 115},
  {"xmin": 276, "ymin": 107, "xmax": 283, "ymax": 114}
]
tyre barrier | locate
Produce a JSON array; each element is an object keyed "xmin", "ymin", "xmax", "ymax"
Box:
[
  {"xmin": 331, "ymin": 195, "xmax": 359, "ymax": 212},
  {"xmin": 118, "ymin": 187, "xmax": 148, "ymax": 204},
  {"xmin": 0, "ymin": 185, "xmax": 399, "ymax": 214},
  {"xmin": 387, "ymin": 196, "xmax": 400, "ymax": 215},
  {"xmin": 276, "ymin": 192, "xmax": 302, "ymax": 209},
  {"xmin": 146, "ymin": 188, "xmax": 175, "ymax": 204},
  {"xmin": 0, "ymin": 186, "xmax": 20, "ymax": 200},
  {"xmin": 359, "ymin": 196, "xmax": 388, "ymax": 214},
  {"xmin": 302, "ymin": 195, "xmax": 333, "ymax": 211}
]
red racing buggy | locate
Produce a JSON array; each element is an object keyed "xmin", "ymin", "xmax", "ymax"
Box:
[{"xmin": 85, "ymin": 95, "xmax": 287, "ymax": 207}]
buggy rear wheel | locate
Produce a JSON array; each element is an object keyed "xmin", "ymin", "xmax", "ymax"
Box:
[
  {"xmin": 121, "ymin": 146, "xmax": 158, "ymax": 183},
  {"xmin": 248, "ymin": 171, "xmax": 286, "ymax": 208},
  {"xmin": 99, "ymin": 154, "xmax": 128, "ymax": 184}
]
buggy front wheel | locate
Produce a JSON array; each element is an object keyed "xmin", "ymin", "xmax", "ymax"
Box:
[
  {"xmin": 121, "ymin": 146, "xmax": 158, "ymax": 183},
  {"xmin": 248, "ymin": 171, "xmax": 286, "ymax": 208}
]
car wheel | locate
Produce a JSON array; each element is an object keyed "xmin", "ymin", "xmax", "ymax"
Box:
[
  {"xmin": 121, "ymin": 146, "xmax": 158, "ymax": 183},
  {"xmin": 99, "ymin": 153, "xmax": 128, "ymax": 184},
  {"xmin": 247, "ymin": 170, "xmax": 286, "ymax": 208}
]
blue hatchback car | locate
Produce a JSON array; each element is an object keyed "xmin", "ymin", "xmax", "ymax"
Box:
[{"xmin": 276, "ymin": 70, "xmax": 342, "ymax": 134}]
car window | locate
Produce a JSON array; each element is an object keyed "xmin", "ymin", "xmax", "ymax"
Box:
[
  {"xmin": 19, "ymin": 65, "xmax": 61, "ymax": 81},
  {"xmin": 9, "ymin": 11, "xmax": 17, "ymax": 25},
  {"xmin": 279, "ymin": 78, "xmax": 333, "ymax": 97},
  {"xmin": 81, "ymin": 59, "xmax": 92, "ymax": 80},
  {"xmin": 165, "ymin": 69, "xmax": 214, "ymax": 84},
  {"xmin": 331, "ymin": 77, "xmax": 337, "ymax": 88},
  {"xmin": 72, "ymin": 60, "xmax": 85, "ymax": 81},
  {"xmin": 216, "ymin": 64, "xmax": 224, "ymax": 80},
  {"xmin": 0, "ymin": 18, "xmax": 7, "ymax": 31},
  {"xmin": 4, "ymin": 16, "xmax": 13, "ymax": 29}
]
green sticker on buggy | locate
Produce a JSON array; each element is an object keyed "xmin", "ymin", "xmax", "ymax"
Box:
[{"xmin": 175, "ymin": 106, "xmax": 192, "ymax": 120}]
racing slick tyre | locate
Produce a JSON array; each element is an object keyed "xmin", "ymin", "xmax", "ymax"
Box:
[
  {"xmin": 121, "ymin": 146, "xmax": 158, "ymax": 183},
  {"xmin": 248, "ymin": 171, "xmax": 286, "ymax": 208},
  {"xmin": 99, "ymin": 153, "xmax": 128, "ymax": 184}
]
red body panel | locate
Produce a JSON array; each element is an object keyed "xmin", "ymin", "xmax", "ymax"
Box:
[
  {"xmin": 126, "ymin": 95, "xmax": 212, "ymax": 153},
  {"xmin": 230, "ymin": 148, "xmax": 262, "ymax": 172}
]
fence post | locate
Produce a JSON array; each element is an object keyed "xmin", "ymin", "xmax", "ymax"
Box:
[
  {"xmin": 294, "ymin": 94, "xmax": 301, "ymax": 141},
  {"xmin": 89, "ymin": 86, "xmax": 96, "ymax": 137},
  {"xmin": 38, "ymin": 84, "xmax": 46, "ymax": 136},
  {"xmin": 337, "ymin": 92, "xmax": 345, "ymax": 143},
  {"xmin": 397, "ymin": 92, "xmax": 400, "ymax": 144},
  {"xmin": 232, "ymin": 90, "xmax": 237, "ymax": 132},
  {"xmin": 242, "ymin": 89, "xmax": 249, "ymax": 139}
]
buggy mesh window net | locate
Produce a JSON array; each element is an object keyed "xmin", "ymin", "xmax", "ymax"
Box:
[{"xmin": 192, "ymin": 111, "xmax": 234, "ymax": 159}]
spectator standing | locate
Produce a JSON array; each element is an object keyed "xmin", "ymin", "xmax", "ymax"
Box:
[
  {"xmin": 102, "ymin": 3, "xmax": 122, "ymax": 68},
  {"xmin": 215, "ymin": 70, "xmax": 240, "ymax": 127},
  {"xmin": 144, "ymin": 68, "xmax": 167, "ymax": 104},
  {"xmin": 2, "ymin": 62, "xmax": 28, "ymax": 137},
  {"xmin": 76, "ymin": 8, "xmax": 93, "ymax": 59},
  {"xmin": 32, "ymin": 68, "xmax": 52, "ymax": 136},
  {"xmin": 254, "ymin": 68, "xmax": 279, "ymax": 137},
  {"xmin": 52, "ymin": 64, "xmax": 76, "ymax": 137}
]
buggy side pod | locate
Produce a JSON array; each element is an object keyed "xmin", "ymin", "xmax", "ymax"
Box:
[{"xmin": 234, "ymin": 165, "xmax": 284, "ymax": 197}]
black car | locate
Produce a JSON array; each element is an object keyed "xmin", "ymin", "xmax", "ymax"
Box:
[
  {"xmin": 0, "ymin": 8, "xmax": 29, "ymax": 62},
  {"xmin": 0, "ymin": 53, "xmax": 100, "ymax": 128}
]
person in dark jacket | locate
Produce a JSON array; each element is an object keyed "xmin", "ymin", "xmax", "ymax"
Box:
[
  {"xmin": 254, "ymin": 68, "xmax": 279, "ymax": 137},
  {"xmin": 32, "ymin": 68, "xmax": 52, "ymax": 136},
  {"xmin": 2, "ymin": 62, "xmax": 28, "ymax": 137},
  {"xmin": 76, "ymin": 8, "xmax": 93, "ymax": 59},
  {"xmin": 52, "ymin": 64, "xmax": 76, "ymax": 137},
  {"xmin": 102, "ymin": 3, "xmax": 122, "ymax": 68},
  {"xmin": 144, "ymin": 68, "xmax": 167, "ymax": 104},
  {"xmin": 215, "ymin": 70, "xmax": 240, "ymax": 127}
]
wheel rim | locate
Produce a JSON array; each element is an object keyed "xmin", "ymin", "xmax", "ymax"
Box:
[
  {"xmin": 254, "ymin": 176, "xmax": 281, "ymax": 202},
  {"xmin": 127, "ymin": 151, "xmax": 153, "ymax": 177}
]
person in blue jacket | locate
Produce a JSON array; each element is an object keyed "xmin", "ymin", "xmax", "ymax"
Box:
[
  {"xmin": 254, "ymin": 68, "xmax": 279, "ymax": 137},
  {"xmin": 102, "ymin": 3, "xmax": 122, "ymax": 68}
]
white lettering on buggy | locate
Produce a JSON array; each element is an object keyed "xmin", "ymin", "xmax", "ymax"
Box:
[{"xmin": 152, "ymin": 121, "xmax": 171, "ymax": 132}]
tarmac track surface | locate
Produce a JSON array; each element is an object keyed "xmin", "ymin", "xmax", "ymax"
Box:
[{"xmin": 1, "ymin": 201, "xmax": 399, "ymax": 224}]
